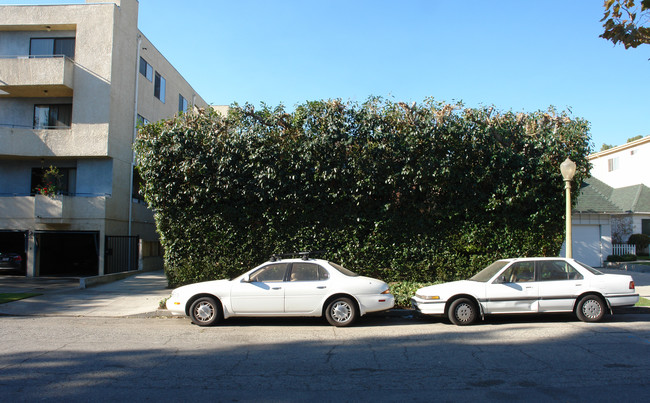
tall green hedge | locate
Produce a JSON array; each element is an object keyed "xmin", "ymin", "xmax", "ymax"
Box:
[{"xmin": 134, "ymin": 98, "xmax": 591, "ymax": 287}]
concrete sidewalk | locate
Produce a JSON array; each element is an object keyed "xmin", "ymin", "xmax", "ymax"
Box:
[{"xmin": 0, "ymin": 270, "xmax": 172, "ymax": 318}]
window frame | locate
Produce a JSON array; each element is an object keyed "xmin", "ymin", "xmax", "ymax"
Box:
[
  {"xmin": 289, "ymin": 263, "xmax": 329, "ymax": 282},
  {"xmin": 249, "ymin": 263, "xmax": 289, "ymax": 283},
  {"xmin": 136, "ymin": 114, "xmax": 149, "ymax": 127},
  {"xmin": 537, "ymin": 260, "xmax": 583, "ymax": 282},
  {"xmin": 500, "ymin": 261, "xmax": 535, "ymax": 283},
  {"xmin": 139, "ymin": 57, "xmax": 153, "ymax": 81},
  {"xmin": 33, "ymin": 104, "xmax": 72, "ymax": 129},
  {"xmin": 178, "ymin": 94, "xmax": 188, "ymax": 113},
  {"xmin": 30, "ymin": 166, "xmax": 76, "ymax": 196},
  {"xmin": 607, "ymin": 157, "xmax": 619, "ymax": 172},
  {"xmin": 154, "ymin": 72, "xmax": 166, "ymax": 103},
  {"xmin": 29, "ymin": 37, "xmax": 75, "ymax": 59}
]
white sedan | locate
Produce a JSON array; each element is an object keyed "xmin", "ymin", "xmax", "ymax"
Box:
[
  {"xmin": 166, "ymin": 256, "xmax": 394, "ymax": 327},
  {"xmin": 412, "ymin": 257, "xmax": 639, "ymax": 325}
]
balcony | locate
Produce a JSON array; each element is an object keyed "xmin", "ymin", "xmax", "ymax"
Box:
[
  {"xmin": 0, "ymin": 56, "xmax": 74, "ymax": 98},
  {"xmin": 0, "ymin": 195, "xmax": 108, "ymax": 226},
  {"xmin": 0, "ymin": 124, "xmax": 110, "ymax": 157},
  {"xmin": 0, "ymin": 125, "xmax": 71, "ymax": 157}
]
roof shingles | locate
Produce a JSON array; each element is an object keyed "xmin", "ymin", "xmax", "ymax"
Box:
[{"xmin": 575, "ymin": 177, "xmax": 650, "ymax": 214}]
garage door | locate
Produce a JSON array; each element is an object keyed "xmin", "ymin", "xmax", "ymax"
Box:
[
  {"xmin": 36, "ymin": 231, "xmax": 99, "ymax": 276},
  {"xmin": 572, "ymin": 225, "xmax": 602, "ymax": 267}
]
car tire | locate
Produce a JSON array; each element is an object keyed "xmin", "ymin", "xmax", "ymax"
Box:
[
  {"xmin": 325, "ymin": 297, "xmax": 358, "ymax": 327},
  {"xmin": 575, "ymin": 295, "xmax": 605, "ymax": 322},
  {"xmin": 448, "ymin": 298, "xmax": 477, "ymax": 326},
  {"xmin": 189, "ymin": 296, "xmax": 221, "ymax": 326}
]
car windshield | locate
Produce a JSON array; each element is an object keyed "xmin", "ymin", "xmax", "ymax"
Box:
[
  {"xmin": 575, "ymin": 261, "xmax": 604, "ymax": 275},
  {"xmin": 328, "ymin": 262, "xmax": 358, "ymax": 277},
  {"xmin": 469, "ymin": 260, "xmax": 509, "ymax": 282}
]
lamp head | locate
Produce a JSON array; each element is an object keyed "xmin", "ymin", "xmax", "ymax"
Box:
[{"xmin": 560, "ymin": 158, "xmax": 577, "ymax": 181}]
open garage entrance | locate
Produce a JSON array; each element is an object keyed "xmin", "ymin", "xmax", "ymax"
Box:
[
  {"xmin": 0, "ymin": 231, "xmax": 28, "ymax": 275},
  {"xmin": 36, "ymin": 231, "xmax": 99, "ymax": 276}
]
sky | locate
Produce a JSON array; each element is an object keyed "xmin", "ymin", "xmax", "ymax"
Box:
[{"xmin": 3, "ymin": 0, "xmax": 649, "ymax": 151}]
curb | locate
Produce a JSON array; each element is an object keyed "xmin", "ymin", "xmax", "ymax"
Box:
[
  {"xmin": 147, "ymin": 307, "xmax": 650, "ymax": 320},
  {"xmin": 79, "ymin": 267, "xmax": 162, "ymax": 289}
]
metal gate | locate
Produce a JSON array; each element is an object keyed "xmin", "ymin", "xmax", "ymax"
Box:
[{"xmin": 105, "ymin": 235, "xmax": 139, "ymax": 274}]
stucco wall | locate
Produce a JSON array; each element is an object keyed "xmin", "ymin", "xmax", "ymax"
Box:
[
  {"xmin": 1, "ymin": 0, "xmax": 208, "ymax": 276},
  {"xmin": 589, "ymin": 137, "xmax": 650, "ymax": 188}
]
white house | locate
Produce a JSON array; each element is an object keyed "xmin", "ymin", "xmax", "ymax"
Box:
[{"xmin": 566, "ymin": 136, "xmax": 650, "ymax": 267}]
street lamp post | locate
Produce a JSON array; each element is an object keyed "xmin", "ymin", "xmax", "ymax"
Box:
[{"xmin": 560, "ymin": 158, "xmax": 577, "ymax": 258}]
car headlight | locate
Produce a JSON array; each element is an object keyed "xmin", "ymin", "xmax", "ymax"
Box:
[{"xmin": 415, "ymin": 293, "xmax": 440, "ymax": 300}]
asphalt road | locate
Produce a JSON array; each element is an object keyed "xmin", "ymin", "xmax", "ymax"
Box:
[{"xmin": 1, "ymin": 313, "xmax": 649, "ymax": 402}]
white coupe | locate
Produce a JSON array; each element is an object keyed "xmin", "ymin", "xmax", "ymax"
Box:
[
  {"xmin": 166, "ymin": 254, "xmax": 395, "ymax": 327},
  {"xmin": 412, "ymin": 257, "xmax": 639, "ymax": 325}
]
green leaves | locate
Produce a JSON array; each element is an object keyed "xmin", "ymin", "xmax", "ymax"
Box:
[
  {"xmin": 135, "ymin": 99, "xmax": 591, "ymax": 287},
  {"xmin": 600, "ymin": 0, "xmax": 650, "ymax": 48}
]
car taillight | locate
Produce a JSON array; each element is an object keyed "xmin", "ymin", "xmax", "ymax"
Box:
[
  {"xmin": 630, "ymin": 280, "xmax": 635, "ymax": 290},
  {"xmin": 14, "ymin": 256, "xmax": 22, "ymax": 262}
]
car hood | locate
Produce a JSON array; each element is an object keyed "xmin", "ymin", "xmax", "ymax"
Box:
[
  {"xmin": 175, "ymin": 279, "xmax": 232, "ymax": 294},
  {"xmin": 416, "ymin": 280, "xmax": 482, "ymax": 297}
]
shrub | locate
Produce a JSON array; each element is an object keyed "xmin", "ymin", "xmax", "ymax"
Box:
[
  {"xmin": 135, "ymin": 99, "xmax": 591, "ymax": 287},
  {"xmin": 606, "ymin": 254, "xmax": 637, "ymax": 262},
  {"xmin": 628, "ymin": 234, "xmax": 650, "ymax": 251},
  {"xmin": 390, "ymin": 281, "xmax": 438, "ymax": 308}
]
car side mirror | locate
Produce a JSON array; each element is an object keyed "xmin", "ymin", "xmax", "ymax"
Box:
[
  {"xmin": 495, "ymin": 275, "xmax": 507, "ymax": 284},
  {"xmin": 242, "ymin": 274, "xmax": 251, "ymax": 283}
]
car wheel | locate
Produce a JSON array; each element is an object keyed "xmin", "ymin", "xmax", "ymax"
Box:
[
  {"xmin": 448, "ymin": 298, "xmax": 477, "ymax": 326},
  {"xmin": 189, "ymin": 296, "xmax": 221, "ymax": 326},
  {"xmin": 575, "ymin": 295, "xmax": 605, "ymax": 322},
  {"xmin": 325, "ymin": 297, "xmax": 358, "ymax": 327}
]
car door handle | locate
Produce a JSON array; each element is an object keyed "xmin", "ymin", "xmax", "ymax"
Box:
[
  {"xmin": 317, "ymin": 286, "xmax": 326, "ymax": 289},
  {"xmin": 272, "ymin": 287, "xmax": 282, "ymax": 290}
]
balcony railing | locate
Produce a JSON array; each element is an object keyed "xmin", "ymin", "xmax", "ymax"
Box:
[
  {"xmin": 0, "ymin": 55, "xmax": 74, "ymax": 97},
  {"xmin": 0, "ymin": 194, "xmax": 109, "ymax": 223},
  {"xmin": 0, "ymin": 123, "xmax": 71, "ymax": 130}
]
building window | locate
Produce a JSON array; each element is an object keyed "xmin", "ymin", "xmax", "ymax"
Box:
[
  {"xmin": 34, "ymin": 104, "xmax": 72, "ymax": 129},
  {"xmin": 137, "ymin": 114, "xmax": 149, "ymax": 127},
  {"xmin": 31, "ymin": 167, "xmax": 76, "ymax": 196},
  {"xmin": 139, "ymin": 57, "xmax": 153, "ymax": 81},
  {"xmin": 132, "ymin": 168, "xmax": 146, "ymax": 203},
  {"xmin": 178, "ymin": 95, "xmax": 188, "ymax": 113},
  {"xmin": 154, "ymin": 72, "xmax": 166, "ymax": 103},
  {"xmin": 30, "ymin": 37, "xmax": 75, "ymax": 59},
  {"xmin": 607, "ymin": 157, "xmax": 619, "ymax": 172}
]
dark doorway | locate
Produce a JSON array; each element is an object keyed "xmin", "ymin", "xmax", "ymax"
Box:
[
  {"xmin": 0, "ymin": 231, "xmax": 28, "ymax": 275},
  {"xmin": 37, "ymin": 232, "xmax": 99, "ymax": 276}
]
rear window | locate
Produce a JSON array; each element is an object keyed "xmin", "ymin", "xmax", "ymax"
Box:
[
  {"xmin": 328, "ymin": 262, "xmax": 358, "ymax": 277},
  {"xmin": 575, "ymin": 261, "xmax": 604, "ymax": 275}
]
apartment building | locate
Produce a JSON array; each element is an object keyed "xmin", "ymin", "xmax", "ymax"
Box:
[{"xmin": 0, "ymin": 0, "xmax": 208, "ymax": 276}]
